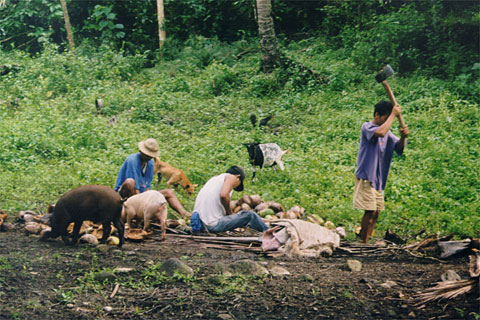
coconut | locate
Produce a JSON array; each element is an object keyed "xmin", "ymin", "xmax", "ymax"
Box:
[
  {"xmin": 289, "ymin": 206, "xmax": 305, "ymax": 217},
  {"xmin": 239, "ymin": 195, "xmax": 252, "ymax": 207},
  {"xmin": 335, "ymin": 227, "xmax": 346, "ymax": 238},
  {"xmin": 80, "ymin": 233, "xmax": 99, "ymax": 245},
  {"xmin": 324, "ymin": 221, "xmax": 335, "ymax": 229},
  {"xmin": 240, "ymin": 203, "xmax": 251, "ymax": 211},
  {"xmin": 229, "ymin": 200, "xmax": 238, "ymax": 212},
  {"xmin": 16, "ymin": 211, "xmax": 26, "ymax": 220},
  {"xmin": 268, "ymin": 202, "xmax": 285, "ymax": 213},
  {"xmin": 249, "ymin": 195, "xmax": 263, "ymax": 207},
  {"xmin": 311, "ymin": 214, "xmax": 325, "ymax": 225},
  {"xmin": 258, "ymin": 208, "xmax": 275, "ymax": 218},
  {"xmin": 254, "ymin": 202, "xmax": 270, "ymax": 212},
  {"xmin": 23, "ymin": 214, "xmax": 35, "ymax": 223},
  {"xmin": 233, "ymin": 206, "xmax": 242, "ymax": 213},
  {"xmin": 107, "ymin": 236, "xmax": 120, "ymax": 246},
  {"xmin": 284, "ymin": 211, "xmax": 299, "ymax": 219}
]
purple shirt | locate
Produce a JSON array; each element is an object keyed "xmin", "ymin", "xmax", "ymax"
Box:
[
  {"xmin": 355, "ymin": 121, "xmax": 402, "ymax": 191},
  {"xmin": 114, "ymin": 153, "xmax": 154, "ymax": 193}
]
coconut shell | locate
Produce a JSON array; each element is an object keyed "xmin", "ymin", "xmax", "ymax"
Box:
[
  {"xmin": 67, "ymin": 222, "xmax": 91, "ymax": 236},
  {"xmin": 79, "ymin": 233, "xmax": 99, "ymax": 245},
  {"xmin": 268, "ymin": 202, "xmax": 285, "ymax": 213},
  {"xmin": 249, "ymin": 195, "xmax": 263, "ymax": 207},
  {"xmin": 126, "ymin": 228, "xmax": 151, "ymax": 242},
  {"xmin": 254, "ymin": 202, "xmax": 270, "ymax": 212}
]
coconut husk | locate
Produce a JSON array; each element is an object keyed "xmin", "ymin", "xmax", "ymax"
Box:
[
  {"xmin": 68, "ymin": 221, "xmax": 95, "ymax": 236},
  {"xmin": 233, "ymin": 206, "xmax": 242, "ymax": 213}
]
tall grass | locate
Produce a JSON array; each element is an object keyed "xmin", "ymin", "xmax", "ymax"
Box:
[{"xmin": 0, "ymin": 38, "xmax": 478, "ymax": 239}]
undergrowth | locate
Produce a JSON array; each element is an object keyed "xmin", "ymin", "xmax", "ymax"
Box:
[{"xmin": 0, "ymin": 38, "xmax": 478, "ymax": 239}]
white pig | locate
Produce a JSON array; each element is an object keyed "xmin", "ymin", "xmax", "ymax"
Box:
[{"xmin": 122, "ymin": 190, "xmax": 168, "ymax": 240}]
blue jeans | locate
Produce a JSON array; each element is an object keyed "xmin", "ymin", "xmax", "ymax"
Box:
[{"xmin": 206, "ymin": 210, "xmax": 269, "ymax": 233}]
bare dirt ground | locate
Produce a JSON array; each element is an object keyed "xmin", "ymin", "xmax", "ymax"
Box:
[{"xmin": 0, "ymin": 222, "xmax": 478, "ymax": 320}]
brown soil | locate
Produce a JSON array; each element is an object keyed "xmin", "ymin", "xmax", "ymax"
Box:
[{"xmin": 0, "ymin": 223, "xmax": 477, "ymax": 320}]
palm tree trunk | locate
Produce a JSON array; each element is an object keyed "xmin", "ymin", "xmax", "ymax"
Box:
[
  {"xmin": 156, "ymin": 0, "xmax": 166, "ymax": 54},
  {"xmin": 256, "ymin": 0, "xmax": 281, "ymax": 73},
  {"xmin": 59, "ymin": 0, "xmax": 75, "ymax": 51}
]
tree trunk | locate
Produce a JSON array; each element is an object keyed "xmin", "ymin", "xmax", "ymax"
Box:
[
  {"xmin": 156, "ymin": 0, "xmax": 166, "ymax": 54},
  {"xmin": 59, "ymin": 0, "xmax": 75, "ymax": 51},
  {"xmin": 256, "ymin": 0, "xmax": 281, "ymax": 73}
]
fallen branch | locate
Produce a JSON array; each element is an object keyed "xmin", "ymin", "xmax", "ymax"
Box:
[
  {"xmin": 109, "ymin": 283, "xmax": 120, "ymax": 299},
  {"xmin": 167, "ymin": 233, "xmax": 261, "ymax": 244}
]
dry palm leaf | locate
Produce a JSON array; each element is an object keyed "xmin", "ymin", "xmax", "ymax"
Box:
[{"xmin": 414, "ymin": 253, "xmax": 479, "ymax": 305}]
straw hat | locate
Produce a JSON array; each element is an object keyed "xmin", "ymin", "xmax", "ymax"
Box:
[{"xmin": 138, "ymin": 138, "xmax": 160, "ymax": 158}]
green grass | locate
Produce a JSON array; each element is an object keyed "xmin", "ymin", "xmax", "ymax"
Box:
[{"xmin": 0, "ymin": 38, "xmax": 478, "ymax": 239}]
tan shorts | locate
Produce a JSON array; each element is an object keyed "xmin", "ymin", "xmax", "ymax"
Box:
[{"xmin": 353, "ymin": 179, "xmax": 384, "ymax": 211}]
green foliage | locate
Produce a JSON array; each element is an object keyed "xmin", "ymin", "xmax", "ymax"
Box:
[
  {"xmin": 82, "ymin": 5, "xmax": 125, "ymax": 43},
  {"xmin": 0, "ymin": 37, "xmax": 478, "ymax": 240}
]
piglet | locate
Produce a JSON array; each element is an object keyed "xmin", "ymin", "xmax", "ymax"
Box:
[
  {"xmin": 121, "ymin": 190, "xmax": 168, "ymax": 240},
  {"xmin": 41, "ymin": 185, "xmax": 125, "ymax": 247}
]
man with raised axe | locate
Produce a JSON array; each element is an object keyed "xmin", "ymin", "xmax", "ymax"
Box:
[{"xmin": 353, "ymin": 65, "xmax": 410, "ymax": 243}]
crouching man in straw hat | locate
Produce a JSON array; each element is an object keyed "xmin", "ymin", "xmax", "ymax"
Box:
[{"xmin": 115, "ymin": 138, "xmax": 190, "ymax": 218}]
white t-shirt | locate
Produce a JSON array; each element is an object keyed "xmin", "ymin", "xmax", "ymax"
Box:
[{"xmin": 194, "ymin": 173, "xmax": 232, "ymax": 227}]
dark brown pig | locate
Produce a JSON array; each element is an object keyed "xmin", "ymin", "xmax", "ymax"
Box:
[{"xmin": 41, "ymin": 185, "xmax": 125, "ymax": 247}]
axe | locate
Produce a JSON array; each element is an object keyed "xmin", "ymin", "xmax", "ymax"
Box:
[{"xmin": 375, "ymin": 65, "xmax": 406, "ymax": 128}]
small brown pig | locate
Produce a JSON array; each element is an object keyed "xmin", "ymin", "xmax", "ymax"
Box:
[
  {"xmin": 121, "ymin": 190, "xmax": 168, "ymax": 240},
  {"xmin": 41, "ymin": 185, "xmax": 125, "ymax": 247}
]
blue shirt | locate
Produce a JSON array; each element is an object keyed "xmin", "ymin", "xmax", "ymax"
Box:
[
  {"xmin": 114, "ymin": 153, "xmax": 154, "ymax": 193},
  {"xmin": 355, "ymin": 121, "xmax": 401, "ymax": 191}
]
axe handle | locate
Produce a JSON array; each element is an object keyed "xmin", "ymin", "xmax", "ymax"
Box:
[{"xmin": 381, "ymin": 80, "xmax": 406, "ymax": 129}]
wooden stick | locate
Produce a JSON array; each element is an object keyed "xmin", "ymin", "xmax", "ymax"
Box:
[
  {"xmin": 382, "ymin": 80, "xmax": 406, "ymax": 128},
  {"xmin": 167, "ymin": 233, "xmax": 262, "ymax": 243},
  {"xmin": 109, "ymin": 283, "xmax": 120, "ymax": 299}
]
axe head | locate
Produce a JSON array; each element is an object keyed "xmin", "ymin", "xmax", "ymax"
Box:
[{"xmin": 375, "ymin": 64, "xmax": 395, "ymax": 83}]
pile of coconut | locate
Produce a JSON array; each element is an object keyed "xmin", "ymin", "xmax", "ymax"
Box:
[{"xmin": 231, "ymin": 194, "xmax": 341, "ymax": 232}]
